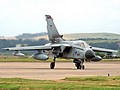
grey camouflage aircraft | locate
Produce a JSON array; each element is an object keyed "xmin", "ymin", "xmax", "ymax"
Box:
[{"xmin": 3, "ymin": 15, "xmax": 117, "ymax": 69}]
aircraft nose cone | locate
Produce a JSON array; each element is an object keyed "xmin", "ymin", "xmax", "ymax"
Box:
[{"xmin": 85, "ymin": 50, "xmax": 95, "ymax": 59}]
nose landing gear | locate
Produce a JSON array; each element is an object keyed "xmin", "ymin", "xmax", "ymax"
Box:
[{"xmin": 74, "ymin": 59, "xmax": 85, "ymax": 70}]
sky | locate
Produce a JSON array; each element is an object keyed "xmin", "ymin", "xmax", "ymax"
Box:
[{"xmin": 0, "ymin": 0, "xmax": 120, "ymax": 37}]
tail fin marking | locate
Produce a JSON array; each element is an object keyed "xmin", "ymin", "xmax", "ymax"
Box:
[{"xmin": 45, "ymin": 15, "xmax": 63, "ymax": 42}]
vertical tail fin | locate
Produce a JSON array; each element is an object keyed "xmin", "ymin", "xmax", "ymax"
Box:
[{"xmin": 45, "ymin": 15, "xmax": 63, "ymax": 42}]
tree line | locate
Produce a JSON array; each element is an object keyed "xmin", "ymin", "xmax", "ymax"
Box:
[
  {"xmin": 16, "ymin": 32, "xmax": 48, "ymax": 39},
  {"xmin": 89, "ymin": 42, "xmax": 118, "ymax": 50},
  {"xmin": 0, "ymin": 39, "xmax": 49, "ymax": 52}
]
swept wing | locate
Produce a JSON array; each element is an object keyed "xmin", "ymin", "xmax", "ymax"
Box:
[
  {"xmin": 3, "ymin": 43, "xmax": 71, "ymax": 51},
  {"xmin": 92, "ymin": 47, "xmax": 117, "ymax": 53}
]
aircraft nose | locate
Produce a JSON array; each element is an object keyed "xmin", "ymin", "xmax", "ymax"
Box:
[{"xmin": 85, "ymin": 50, "xmax": 95, "ymax": 59}]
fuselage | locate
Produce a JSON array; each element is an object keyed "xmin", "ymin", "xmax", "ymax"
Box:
[{"xmin": 49, "ymin": 40, "xmax": 96, "ymax": 60}]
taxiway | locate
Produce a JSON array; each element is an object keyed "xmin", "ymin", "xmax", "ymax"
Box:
[{"xmin": 0, "ymin": 62, "xmax": 120, "ymax": 80}]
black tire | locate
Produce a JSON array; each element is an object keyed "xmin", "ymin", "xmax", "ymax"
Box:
[
  {"xmin": 82, "ymin": 65, "xmax": 85, "ymax": 70},
  {"xmin": 75, "ymin": 63, "xmax": 80, "ymax": 69},
  {"xmin": 50, "ymin": 62, "xmax": 55, "ymax": 69},
  {"xmin": 79, "ymin": 65, "xmax": 82, "ymax": 69}
]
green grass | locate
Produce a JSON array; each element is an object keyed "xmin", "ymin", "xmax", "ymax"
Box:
[
  {"xmin": 0, "ymin": 56, "xmax": 37, "ymax": 62},
  {"xmin": 0, "ymin": 76, "xmax": 120, "ymax": 90},
  {"xmin": 101, "ymin": 59, "xmax": 120, "ymax": 62},
  {"xmin": 0, "ymin": 56, "xmax": 120, "ymax": 62},
  {"xmin": 0, "ymin": 56, "xmax": 73, "ymax": 62}
]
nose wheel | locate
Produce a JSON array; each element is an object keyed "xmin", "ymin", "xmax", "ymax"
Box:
[
  {"xmin": 74, "ymin": 59, "xmax": 85, "ymax": 70},
  {"xmin": 75, "ymin": 63, "xmax": 85, "ymax": 69}
]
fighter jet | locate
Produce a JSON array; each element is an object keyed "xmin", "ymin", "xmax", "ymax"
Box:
[{"xmin": 3, "ymin": 15, "xmax": 117, "ymax": 69}]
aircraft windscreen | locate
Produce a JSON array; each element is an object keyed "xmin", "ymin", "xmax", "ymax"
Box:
[
  {"xmin": 74, "ymin": 41, "xmax": 90, "ymax": 48},
  {"xmin": 80, "ymin": 43, "xmax": 85, "ymax": 48}
]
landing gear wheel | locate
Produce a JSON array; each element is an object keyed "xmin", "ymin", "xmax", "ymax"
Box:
[
  {"xmin": 82, "ymin": 65, "xmax": 85, "ymax": 70},
  {"xmin": 75, "ymin": 63, "xmax": 82, "ymax": 69},
  {"xmin": 50, "ymin": 62, "xmax": 55, "ymax": 69},
  {"xmin": 75, "ymin": 63, "xmax": 80, "ymax": 69},
  {"xmin": 75, "ymin": 63, "xmax": 85, "ymax": 69},
  {"xmin": 79, "ymin": 65, "xmax": 82, "ymax": 69},
  {"xmin": 74, "ymin": 59, "xmax": 85, "ymax": 70}
]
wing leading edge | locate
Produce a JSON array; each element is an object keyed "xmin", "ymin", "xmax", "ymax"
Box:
[
  {"xmin": 3, "ymin": 44, "xmax": 72, "ymax": 51},
  {"xmin": 92, "ymin": 47, "xmax": 117, "ymax": 53},
  {"xmin": 3, "ymin": 45, "xmax": 52, "ymax": 51}
]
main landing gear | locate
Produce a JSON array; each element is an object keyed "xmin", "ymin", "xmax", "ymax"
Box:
[
  {"xmin": 50, "ymin": 58, "xmax": 85, "ymax": 70},
  {"xmin": 50, "ymin": 57, "xmax": 56, "ymax": 69},
  {"xmin": 73, "ymin": 59, "xmax": 85, "ymax": 69}
]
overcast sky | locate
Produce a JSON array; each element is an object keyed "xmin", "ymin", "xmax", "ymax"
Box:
[{"xmin": 0, "ymin": 0, "xmax": 120, "ymax": 36}]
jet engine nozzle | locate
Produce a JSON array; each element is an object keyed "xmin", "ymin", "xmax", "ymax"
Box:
[{"xmin": 85, "ymin": 50, "xmax": 95, "ymax": 59}]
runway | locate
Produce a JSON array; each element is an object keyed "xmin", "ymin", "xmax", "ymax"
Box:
[{"xmin": 0, "ymin": 62, "xmax": 120, "ymax": 80}]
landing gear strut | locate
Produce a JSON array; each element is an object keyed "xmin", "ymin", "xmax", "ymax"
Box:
[
  {"xmin": 50, "ymin": 57, "xmax": 56, "ymax": 69},
  {"xmin": 73, "ymin": 59, "xmax": 85, "ymax": 70}
]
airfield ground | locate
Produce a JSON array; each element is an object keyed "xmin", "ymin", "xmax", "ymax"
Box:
[{"xmin": 0, "ymin": 61, "xmax": 120, "ymax": 80}]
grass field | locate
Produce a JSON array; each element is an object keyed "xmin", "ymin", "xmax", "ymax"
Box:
[
  {"xmin": 0, "ymin": 56, "xmax": 120, "ymax": 62},
  {"xmin": 0, "ymin": 56, "xmax": 73, "ymax": 62},
  {"xmin": 0, "ymin": 56, "xmax": 120, "ymax": 63},
  {"xmin": 0, "ymin": 76, "xmax": 120, "ymax": 90}
]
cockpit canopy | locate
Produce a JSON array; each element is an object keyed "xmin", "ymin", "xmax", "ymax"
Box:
[{"xmin": 73, "ymin": 40, "xmax": 90, "ymax": 48}]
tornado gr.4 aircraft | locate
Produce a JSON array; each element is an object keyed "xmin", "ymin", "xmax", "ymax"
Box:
[{"xmin": 3, "ymin": 15, "xmax": 117, "ymax": 69}]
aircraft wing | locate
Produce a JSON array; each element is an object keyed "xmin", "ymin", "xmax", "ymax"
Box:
[
  {"xmin": 3, "ymin": 44, "xmax": 71, "ymax": 51},
  {"xmin": 51, "ymin": 44, "xmax": 71, "ymax": 47},
  {"xmin": 92, "ymin": 47, "xmax": 117, "ymax": 53},
  {"xmin": 3, "ymin": 45, "xmax": 52, "ymax": 51}
]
